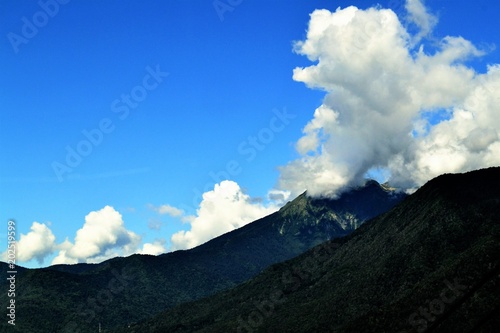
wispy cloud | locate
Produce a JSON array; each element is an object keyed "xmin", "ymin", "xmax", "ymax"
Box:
[
  {"xmin": 148, "ymin": 203, "xmax": 184, "ymax": 217},
  {"xmin": 405, "ymin": 0, "xmax": 438, "ymax": 46}
]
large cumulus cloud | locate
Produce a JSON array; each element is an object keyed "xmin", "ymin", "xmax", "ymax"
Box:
[{"xmin": 278, "ymin": 1, "xmax": 499, "ymax": 197}]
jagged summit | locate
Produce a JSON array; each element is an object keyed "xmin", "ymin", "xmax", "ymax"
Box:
[{"xmin": 278, "ymin": 179, "xmax": 406, "ymax": 236}]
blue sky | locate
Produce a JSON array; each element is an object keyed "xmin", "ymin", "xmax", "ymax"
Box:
[{"xmin": 1, "ymin": 0, "xmax": 499, "ymax": 268}]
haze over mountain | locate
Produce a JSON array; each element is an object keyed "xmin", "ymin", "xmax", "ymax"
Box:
[
  {"xmin": 118, "ymin": 167, "xmax": 500, "ymax": 333},
  {"xmin": 0, "ymin": 180, "xmax": 405, "ymax": 333}
]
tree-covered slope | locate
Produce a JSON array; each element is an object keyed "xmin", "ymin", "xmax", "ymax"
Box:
[
  {"xmin": 0, "ymin": 180, "xmax": 404, "ymax": 333},
  {"xmin": 120, "ymin": 167, "xmax": 500, "ymax": 333}
]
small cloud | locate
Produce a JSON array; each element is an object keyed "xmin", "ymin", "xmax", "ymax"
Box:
[
  {"xmin": 148, "ymin": 204, "xmax": 184, "ymax": 217},
  {"xmin": 249, "ymin": 197, "xmax": 264, "ymax": 204},
  {"xmin": 267, "ymin": 189, "xmax": 291, "ymax": 205},
  {"xmin": 148, "ymin": 218, "xmax": 163, "ymax": 231},
  {"xmin": 139, "ymin": 239, "xmax": 167, "ymax": 255},
  {"xmin": 181, "ymin": 215, "xmax": 196, "ymax": 224},
  {"xmin": 1, "ymin": 222, "xmax": 56, "ymax": 265},
  {"xmin": 125, "ymin": 207, "xmax": 136, "ymax": 213},
  {"xmin": 405, "ymin": 0, "xmax": 438, "ymax": 45}
]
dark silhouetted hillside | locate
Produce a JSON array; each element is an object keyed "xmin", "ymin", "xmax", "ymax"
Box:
[
  {"xmin": 119, "ymin": 167, "xmax": 500, "ymax": 333},
  {"xmin": 0, "ymin": 180, "xmax": 404, "ymax": 333}
]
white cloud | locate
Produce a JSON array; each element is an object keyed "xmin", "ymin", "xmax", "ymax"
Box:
[
  {"xmin": 139, "ymin": 239, "xmax": 167, "ymax": 255},
  {"xmin": 405, "ymin": 0, "xmax": 438, "ymax": 45},
  {"xmin": 267, "ymin": 189, "xmax": 291, "ymax": 205},
  {"xmin": 51, "ymin": 238, "xmax": 77, "ymax": 265},
  {"xmin": 52, "ymin": 206, "xmax": 142, "ymax": 264},
  {"xmin": 391, "ymin": 65, "xmax": 500, "ymax": 187},
  {"xmin": 4, "ymin": 207, "xmax": 172, "ymax": 267},
  {"xmin": 148, "ymin": 218, "xmax": 163, "ymax": 231},
  {"xmin": 149, "ymin": 204, "xmax": 184, "ymax": 217},
  {"xmin": 170, "ymin": 180, "xmax": 280, "ymax": 250},
  {"xmin": 1, "ymin": 222, "xmax": 56, "ymax": 264},
  {"xmin": 278, "ymin": 2, "xmax": 499, "ymax": 197}
]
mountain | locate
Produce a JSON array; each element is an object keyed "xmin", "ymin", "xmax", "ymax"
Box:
[
  {"xmin": 0, "ymin": 180, "xmax": 405, "ymax": 333},
  {"xmin": 118, "ymin": 167, "xmax": 500, "ymax": 333}
]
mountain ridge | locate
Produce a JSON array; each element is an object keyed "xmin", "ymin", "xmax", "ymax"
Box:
[
  {"xmin": 0, "ymin": 179, "xmax": 406, "ymax": 333},
  {"xmin": 118, "ymin": 167, "xmax": 500, "ymax": 332}
]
